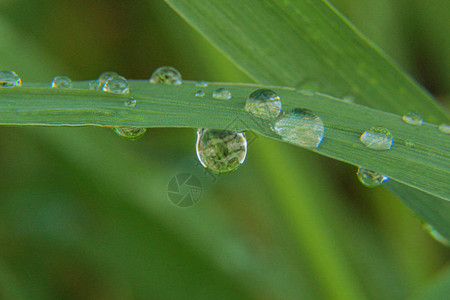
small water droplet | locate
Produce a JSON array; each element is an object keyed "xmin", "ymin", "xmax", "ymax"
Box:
[
  {"xmin": 114, "ymin": 127, "xmax": 146, "ymax": 141},
  {"xmin": 212, "ymin": 88, "xmax": 232, "ymax": 100},
  {"xmin": 245, "ymin": 88, "xmax": 282, "ymax": 119},
  {"xmin": 357, "ymin": 168, "xmax": 389, "ymax": 187},
  {"xmin": 98, "ymin": 71, "xmax": 118, "ymax": 85},
  {"xmin": 195, "ymin": 80, "xmax": 208, "ymax": 87},
  {"xmin": 102, "ymin": 75, "xmax": 129, "ymax": 94},
  {"xmin": 0, "ymin": 71, "xmax": 21, "ymax": 87},
  {"xmin": 299, "ymin": 90, "xmax": 315, "ymax": 96},
  {"xmin": 402, "ymin": 112, "xmax": 423, "ymax": 126},
  {"xmin": 196, "ymin": 128, "xmax": 248, "ymax": 174},
  {"xmin": 125, "ymin": 98, "xmax": 136, "ymax": 108},
  {"xmin": 404, "ymin": 139, "xmax": 416, "ymax": 147},
  {"xmin": 438, "ymin": 123, "xmax": 450, "ymax": 134},
  {"xmin": 51, "ymin": 75, "xmax": 72, "ymax": 88},
  {"xmin": 422, "ymin": 223, "xmax": 450, "ymax": 247},
  {"xmin": 195, "ymin": 90, "xmax": 205, "ymax": 98},
  {"xmin": 150, "ymin": 66, "xmax": 182, "ymax": 85},
  {"xmin": 360, "ymin": 126, "xmax": 393, "ymax": 150},
  {"xmin": 273, "ymin": 108, "xmax": 325, "ymax": 148},
  {"xmin": 342, "ymin": 96, "xmax": 355, "ymax": 104},
  {"xmin": 89, "ymin": 80, "xmax": 101, "ymax": 90}
]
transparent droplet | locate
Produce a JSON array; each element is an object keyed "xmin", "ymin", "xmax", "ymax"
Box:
[
  {"xmin": 195, "ymin": 90, "xmax": 205, "ymax": 98},
  {"xmin": 0, "ymin": 70, "xmax": 21, "ymax": 87},
  {"xmin": 51, "ymin": 75, "xmax": 72, "ymax": 88},
  {"xmin": 357, "ymin": 168, "xmax": 389, "ymax": 187},
  {"xmin": 272, "ymin": 108, "xmax": 325, "ymax": 148},
  {"xmin": 125, "ymin": 98, "xmax": 136, "ymax": 108},
  {"xmin": 98, "ymin": 71, "xmax": 119, "ymax": 85},
  {"xmin": 298, "ymin": 90, "xmax": 315, "ymax": 97},
  {"xmin": 404, "ymin": 139, "xmax": 416, "ymax": 147},
  {"xmin": 89, "ymin": 80, "xmax": 101, "ymax": 90},
  {"xmin": 212, "ymin": 88, "xmax": 232, "ymax": 100},
  {"xmin": 422, "ymin": 223, "xmax": 450, "ymax": 247},
  {"xmin": 342, "ymin": 96, "xmax": 355, "ymax": 104},
  {"xmin": 114, "ymin": 127, "xmax": 146, "ymax": 141},
  {"xmin": 195, "ymin": 128, "xmax": 248, "ymax": 174},
  {"xmin": 438, "ymin": 123, "xmax": 450, "ymax": 134},
  {"xmin": 360, "ymin": 126, "xmax": 393, "ymax": 150},
  {"xmin": 245, "ymin": 89, "xmax": 282, "ymax": 119},
  {"xmin": 195, "ymin": 80, "xmax": 208, "ymax": 87},
  {"xmin": 402, "ymin": 112, "xmax": 423, "ymax": 126},
  {"xmin": 150, "ymin": 66, "xmax": 182, "ymax": 85},
  {"xmin": 103, "ymin": 75, "xmax": 129, "ymax": 94}
]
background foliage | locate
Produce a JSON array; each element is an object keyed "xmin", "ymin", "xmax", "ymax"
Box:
[{"xmin": 0, "ymin": 0, "xmax": 448, "ymax": 299}]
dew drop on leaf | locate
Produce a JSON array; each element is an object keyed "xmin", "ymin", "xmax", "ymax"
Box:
[
  {"xmin": 212, "ymin": 88, "xmax": 232, "ymax": 100},
  {"xmin": 51, "ymin": 75, "xmax": 72, "ymax": 89},
  {"xmin": 272, "ymin": 108, "xmax": 325, "ymax": 148},
  {"xmin": 0, "ymin": 71, "xmax": 21, "ymax": 87},
  {"xmin": 150, "ymin": 66, "xmax": 182, "ymax": 85},
  {"xmin": 98, "ymin": 71, "xmax": 119, "ymax": 85},
  {"xmin": 195, "ymin": 90, "xmax": 205, "ymax": 98},
  {"xmin": 245, "ymin": 88, "xmax": 282, "ymax": 119},
  {"xmin": 125, "ymin": 98, "xmax": 136, "ymax": 108},
  {"xmin": 422, "ymin": 223, "xmax": 450, "ymax": 247},
  {"xmin": 103, "ymin": 75, "xmax": 129, "ymax": 94},
  {"xmin": 438, "ymin": 123, "xmax": 450, "ymax": 134},
  {"xmin": 114, "ymin": 127, "xmax": 147, "ymax": 141},
  {"xmin": 402, "ymin": 112, "xmax": 423, "ymax": 126},
  {"xmin": 356, "ymin": 168, "xmax": 389, "ymax": 187},
  {"xmin": 342, "ymin": 95, "xmax": 355, "ymax": 104},
  {"xmin": 360, "ymin": 126, "xmax": 393, "ymax": 150},
  {"xmin": 196, "ymin": 128, "xmax": 248, "ymax": 174},
  {"xmin": 89, "ymin": 80, "xmax": 101, "ymax": 90},
  {"xmin": 195, "ymin": 80, "xmax": 208, "ymax": 87}
]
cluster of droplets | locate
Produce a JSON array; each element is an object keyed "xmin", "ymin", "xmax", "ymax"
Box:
[
  {"xmin": 2, "ymin": 68, "xmax": 448, "ymax": 186},
  {"xmin": 90, "ymin": 71, "xmax": 146, "ymax": 140}
]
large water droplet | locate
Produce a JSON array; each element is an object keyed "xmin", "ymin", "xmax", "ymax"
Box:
[
  {"xmin": 102, "ymin": 75, "xmax": 129, "ymax": 94},
  {"xmin": 273, "ymin": 108, "xmax": 325, "ymax": 148},
  {"xmin": 422, "ymin": 223, "xmax": 450, "ymax": 247},
  {"xmin": 357, "ymin": 168, "xmax": 389, "ymax": 187},
  {"xmin": 402, "ymin": 112, "xmax": 423, "ymax": 126},
  {"xmin": 195, "ymin": 90, "xmax": 205, "ymax": 98},
  {"xmin": 51, "ymin": 75, "xmax": 72, "ymax": 88},
  {"xmin": 212, "ymin": 88, "xmax": 232, "ymax": 100},
  {"xmin": 438, "ymin": 123, "xmax": 450, "ymax": 134},
  {"xmin": 196, "ymin": 129, "xmax": 248, "ymax": 174},
  {"xmin": 360, "ymin": 126, "xmax": 393, "ymax": 150},
  {"xmin": 0, "ymin": 71, "xmax": 21, "ymax": 87},
  {"xmin": 114, "ymin": 127, "xmax": 147, "ymax": 141},
  {"xmin": 195, "ymin": 80, "xmax": 208, "ymax": 87},
  {"xmin": 150, "ymin": 66, "xmax": 182, "ymax": 85},
  {"xmin": 245, "ymin": 88, "xmax": 282, "ymax": 119}
]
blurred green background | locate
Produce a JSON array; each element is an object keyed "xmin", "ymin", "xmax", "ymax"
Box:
[{"xmin": 0, "ymin": 0, "xmax": 448, "ymax": 299}]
